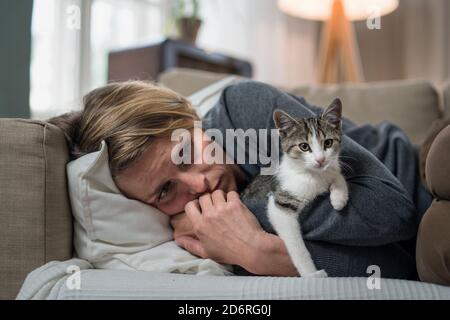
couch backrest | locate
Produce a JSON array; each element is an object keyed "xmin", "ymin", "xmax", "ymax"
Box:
[
  {"xmin": 160, "ymin": 68, "xmax": 443, "ymax": 145},
  {"xmin": 0, "ymin": 119, "xmax": 73, "ymax": 299},
  {"xmin": 158, "ymin": 68, "xmax": 231, "ymax": 97},
  {"xmin": 290, "ymin": 80, "xmax": 442, "ymax": 145}
]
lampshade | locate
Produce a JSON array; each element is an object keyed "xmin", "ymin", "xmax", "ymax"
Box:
[{"xmin": 278, "ymin": 0, "xmax": 399, "ymax": 21}]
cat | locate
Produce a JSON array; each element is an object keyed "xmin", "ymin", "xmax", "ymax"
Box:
[{"xmin": 240, "ymin": 98, "xmax": 348, "ymax": 278}]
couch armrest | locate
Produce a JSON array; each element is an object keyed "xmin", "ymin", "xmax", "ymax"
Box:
[
  {"xmin": 443, "ymin": 80, "xmax": 450, "ymax": 119},
  {"xmin": 0, "ymin": 119, "xmax": 73, "ymax": 299}
]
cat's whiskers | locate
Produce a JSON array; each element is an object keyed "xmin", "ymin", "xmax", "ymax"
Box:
[
  {"xmin": 337, "ymin": 155, "xmax": 358, "ymax": 161},
  {"xmin": 338, "ymin": 160, "xmax": 354, "ymax": 174},
  {"xmin": 328, "ymin": 155, "xmax": 354, "ymax": 174}
]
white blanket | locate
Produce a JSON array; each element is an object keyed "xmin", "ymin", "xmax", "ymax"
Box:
[
  {"xmin": 18, "ymin": 259, "xmax": 450, "ymax": 300},
  {"xmin": 16, "ymin": 259, "xmax": 92, "ymax": 300}
]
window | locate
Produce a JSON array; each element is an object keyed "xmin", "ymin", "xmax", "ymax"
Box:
[
  {"xmin": 30, "ymin": 0, "xmax": 165, "ymax": 119},
  {"xmin": 90, "ymin": 0, "xmax": 165, "ymax": 89}
]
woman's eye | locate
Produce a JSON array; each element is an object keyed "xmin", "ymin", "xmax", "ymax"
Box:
[
  {"xmin": 324, "ymin": 139, "xmax": 334, "ymax": 149},
  {"xmin": 299, "ymin": 143, "xmax": 311, "ymax": 152},
  {"xmin": 158, "ymin": 181, "xmax": 172, "ymax": 201}
]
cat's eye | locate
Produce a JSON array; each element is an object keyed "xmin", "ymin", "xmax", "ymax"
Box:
[
  {"xmin": 324, "ymin": 139, "xmax": 334, "ymax": 149},
  {"xmin": 299, "ymin": 143, "xmax": 311, "ymax": 152}
]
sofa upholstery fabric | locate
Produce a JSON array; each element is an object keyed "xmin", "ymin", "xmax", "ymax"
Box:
[
  {"xmin": 0, "ymin": 119, "xmax": 72, "ymax": 299},
  {"xmin": 290, "ymin": 80, "xmax": 441, "ymax": 145},
  {"xmin": 443, "ymin": 81, "xmax": 450, "ymax": 119},
  {"xmin": 160, "ymin": 69, "xmax": 442, "ymax": 145}
]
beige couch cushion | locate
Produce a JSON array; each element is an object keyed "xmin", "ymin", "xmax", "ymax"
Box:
[
  {"xmin": 443, "ymin": 81, "xmax": 450, "ymax": 119},
  {"xmin": 160, "ymin": 69, "xmax": 441, "ymax": 145},
  {"xmin": 158, "ymin": 68, "xmax": 231, "ymax": 97},
  {"xmin": 0, "ymin": 119, "xmax": 73, "ymax": 299},
  {"xmin": 290, "ymin": 80, "xmax": 441, "ymax": 145}
]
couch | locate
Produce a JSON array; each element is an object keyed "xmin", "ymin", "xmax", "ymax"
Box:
[{"xmin": 2, "ymin": 68, "xmax": 450, "ymax": 300}]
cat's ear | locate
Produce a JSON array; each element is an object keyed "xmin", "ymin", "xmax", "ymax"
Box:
[
  {"xmin": 273, "ymin": 109, "xmax": 297, "ymax": 136},
  {"xmin": 321, "ymin": 98, "xmax": 342, "ymax": 128}
]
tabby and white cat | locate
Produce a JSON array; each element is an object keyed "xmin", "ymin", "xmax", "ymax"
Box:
[{"xmin": 241, "ymin": 98, "xmax": 348, "ymax": 277}]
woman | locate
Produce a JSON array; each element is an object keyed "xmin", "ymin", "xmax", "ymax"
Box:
[{"xmin": 50, "ymin": 80, "xmax": 433, "ymax": 279}]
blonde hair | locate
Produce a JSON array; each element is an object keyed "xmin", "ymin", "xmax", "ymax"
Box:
[{"xmin": 48, "ymin": 81, "xmax": 199, "ymax": 177}]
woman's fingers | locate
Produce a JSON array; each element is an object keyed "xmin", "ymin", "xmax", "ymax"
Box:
[
  {"xmin": 226, "ymin": 190, "xmax": 241, "ymax": 202},
  {"xmin": 185, "ymin": 199, "xmax": 202, "ymax": 222},
  {"xmin": 211, "ymin": 189, "xmax": 226, "ymax": 203},
  {"xmin": 175, "ymin": 235, "xmax": 208, "ymax": 259},
  {"xmin": 170, "ymin": 212, "xmax": 196, "ymax": 239},
  {"xmin": 198, "ymin": 193, "xmax": 213, "ymax": 211},
  {"xmin": 179, "ymin": 191, "xmax": 268, "ymax": 268}
]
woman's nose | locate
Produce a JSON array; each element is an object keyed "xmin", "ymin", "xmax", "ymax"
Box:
[{"xmin": 179, "ymin": 172, "xmax": 209, "ymax": 195}]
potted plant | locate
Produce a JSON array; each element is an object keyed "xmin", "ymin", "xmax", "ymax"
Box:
[{"xmin": 172, "ymin": 0, "xmax": 202, "ymax": 44}]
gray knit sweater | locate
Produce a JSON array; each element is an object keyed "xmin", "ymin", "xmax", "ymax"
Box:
[{"xmin": 202, "ymin": 80, "xmax": 432, "ymax": 279}]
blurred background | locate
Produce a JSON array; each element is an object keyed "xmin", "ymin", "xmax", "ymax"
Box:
[{"xmin": 0, "ymin": 0, "xmax": 449, "ymax": 119}]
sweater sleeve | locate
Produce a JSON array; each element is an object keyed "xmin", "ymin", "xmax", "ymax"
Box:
[{"xmin": 203, "ymin": 80, "xmax": 419, "ymax": 247}]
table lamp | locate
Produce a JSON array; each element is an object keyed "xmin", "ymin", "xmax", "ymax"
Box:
[{"xmin": 278, "ymin": 0, "xmax": 399, "ymax": 83}]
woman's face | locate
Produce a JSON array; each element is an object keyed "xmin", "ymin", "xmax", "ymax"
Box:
[{"xmin": 115, "ymin": 130, "xmax": 242, "ymax": 216}]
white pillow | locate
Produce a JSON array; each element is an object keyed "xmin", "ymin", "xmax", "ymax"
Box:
[{"xmin": 67, "ymin": 140, "xmax": 232, "ymax": 275}]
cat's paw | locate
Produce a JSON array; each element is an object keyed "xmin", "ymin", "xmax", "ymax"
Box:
[
  {"xmin": 303, "ymin": 269, "xmax": 328, "ymax": 278},
  {"xmin": 330, "ymin": 189, "xmax": 348, "ymax": 211}
]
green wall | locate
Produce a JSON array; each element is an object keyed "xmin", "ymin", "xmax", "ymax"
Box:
[{"xmin": 0, "ymin": 0, "xmax": 33, "ymax": 118}]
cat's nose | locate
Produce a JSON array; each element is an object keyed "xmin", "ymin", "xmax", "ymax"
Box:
[{"xmin": 315, "ymin": 156, "xmax": 325, "ymax": 167}]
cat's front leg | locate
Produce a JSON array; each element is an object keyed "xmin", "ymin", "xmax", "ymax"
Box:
[
  {"xmin": 330, "ymin": 174, "xmax": 348, "ymax": 211},
  {"xmin": 267, "ymin": 194, "xmax": 327, "ymax": 278}
]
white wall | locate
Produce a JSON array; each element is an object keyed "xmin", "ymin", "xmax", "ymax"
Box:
[{"xmin": 196, "ymin": 0, "xmax": 320, "ymax": 87}]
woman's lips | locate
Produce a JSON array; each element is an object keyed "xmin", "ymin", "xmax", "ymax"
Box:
[{"xmin": 212, "ymin": 178, "xmax": 223, "ymax": 192}]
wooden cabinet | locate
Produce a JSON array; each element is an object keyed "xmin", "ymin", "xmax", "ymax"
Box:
[{"xmin": 108, "ymin": 38, "xmax": 252, "ymax": 82}]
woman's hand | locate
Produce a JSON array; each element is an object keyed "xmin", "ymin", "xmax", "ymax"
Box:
[
  {"xmin": 174, "ymin": 190, "xmax": 299, "ymax": 276},
  {"xmin": 170, "ymin": 211, "xmax": 196, "ymax": 240},
  {"xmin": 175, "ymin": 190, "xmax": 264, "ymax": 267}
]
